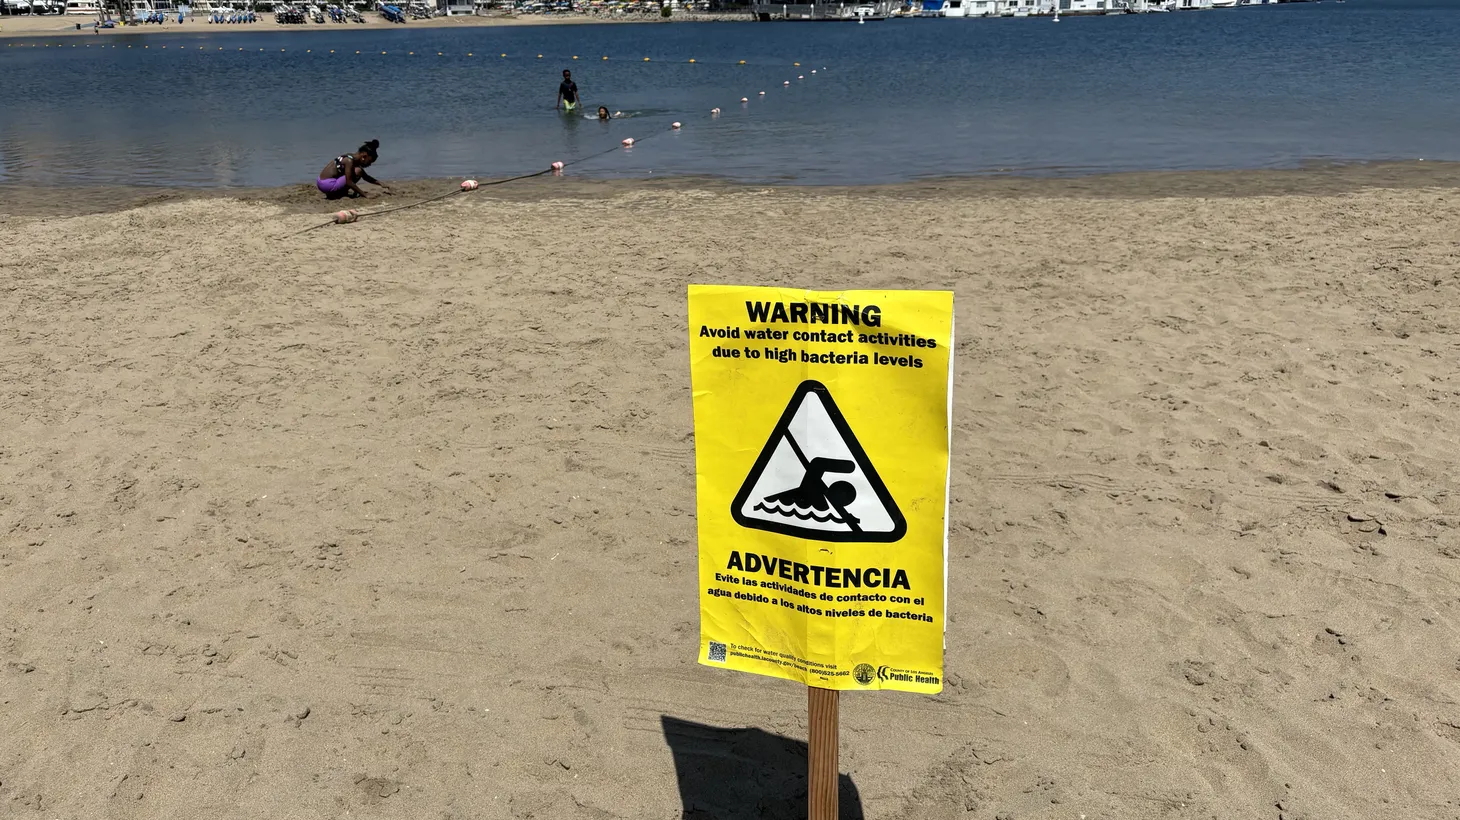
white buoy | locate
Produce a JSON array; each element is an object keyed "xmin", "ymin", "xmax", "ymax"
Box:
[
  {"xmin": 333, "ymin": 210, "xmax": 358, "ymax": 224},
  {"xmin": 551, "ymin": 161, "xmax": 565, "ymax": 170},
  {"xmin": 759, "ymin": 91, "xmax": 766, "ymax": 95},
  {"xmin": 622, "ymin": 138, "xmax": 634, "ymax": 146},
  {"xmin": 672, "ymin": 122, "xmax": 682, "ymax": 129},
  {"xmin": 460, "ymin": 179, "xmax": 479, "ymax": 191},
  {"xmin": 741, "ymin": 97, "xmax": 749, "ymax": 103},
  {"xmin": 711, "ymin": 107, "xmax": 721, "ymax": 115}
]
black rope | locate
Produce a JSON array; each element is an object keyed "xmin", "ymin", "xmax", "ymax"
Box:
[{"xmin": 282, "ymin": 130, "xmax": 665, "ymax": 238}]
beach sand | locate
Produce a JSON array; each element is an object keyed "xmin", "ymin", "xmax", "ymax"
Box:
[
  {"xmin": 0, "ymin": 10, "xmax": 730, "ymax": 39},
  {"xmin": 3, "ymin": 168, "xmax": 1460, "ymax": 819}
]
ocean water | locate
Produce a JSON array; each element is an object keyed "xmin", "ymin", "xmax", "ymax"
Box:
[{"xmin": 1, "ymin": 0, "xmax": 1458, "ymax": 187}]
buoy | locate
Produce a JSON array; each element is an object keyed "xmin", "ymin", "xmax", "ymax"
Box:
[
  {"xmin": 622, "ymin": 138, "xmax": 635, "ymax": 146},
  {"xmin": 689, "ymin": 58, "xmax": 695, "ymax": 63},
  {"xmin": 741, "ymin": 97, "xmax": 748, "ymax": 103},
  {"xmin": 671, "ymin": 122, "xmax": 681, "ymax": 129},
  {"xmin": 759, "ymin": 91, "xmax": 766, "ymax": 95},
  {"xmin": 643, "ymin": 57, "xmax": 650, "ymax": 61},
  {"xmin": 738, "ymin": 60, "xmax": 746, "ymax": 65},
  {"xmin": 794, "ymin": 62, "xmax": 801, "ymax": 66},
  {"xmin": 460, "ymin": 179, "xmax": 479, "ymax": 191},
  {"xmin": 798, "ymin": 75, "xmax": 804, "ymax": 79},
  {"xmin": 811, "ymin": 70, "xmax": 816, "ymax": 74},
  {"xmin": 537, "ymin": 54, "xmax": 542, "ymax": 58},
  {"xmin": 551, "ymin": 161, "xmax": 565, "ymax": 170},
  {"xmin": 602, "ymin": 55, "xmax": 608, "ymax": 60},
  {"xmin": 711, "ymin": 108, "xmax": 721, "ymax": 115},
  {"xmin": 333, "ymin": 210, "xmax": 359, "ymax": 224},
  {"xmin": 784, "ymin": 81, "xmax": 790, "ymax": 86}
]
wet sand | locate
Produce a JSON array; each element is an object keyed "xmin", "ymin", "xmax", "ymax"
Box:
[{"xmin": 3, "ymin": 165, "xmax": 1460, "ymax": 819}]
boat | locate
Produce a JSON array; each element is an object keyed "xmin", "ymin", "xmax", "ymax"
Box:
[{"xmin": 64, "ymin": 0, "xmax": 102, "ymax": 12}]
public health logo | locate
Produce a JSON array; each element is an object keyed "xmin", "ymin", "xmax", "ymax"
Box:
[{"xmin": 853, "ymin": 664, "xmax": 876, "ymax": 686}]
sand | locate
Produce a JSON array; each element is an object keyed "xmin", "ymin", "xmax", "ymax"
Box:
[
  {"xmin": 3, "ymin": 168, "xmax": 1460, "ymax": 819},
  {"xmin": 0, "ymin": 10, "xmax": 731, "ymax": 39}
]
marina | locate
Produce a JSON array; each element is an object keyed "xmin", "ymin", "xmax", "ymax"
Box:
[{"xmin": 916, "ymin": 0, "xmax": 1303, "ymax": 18}]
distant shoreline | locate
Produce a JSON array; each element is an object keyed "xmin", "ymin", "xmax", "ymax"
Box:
[{"xmin": 0, "ymin": 11, "xmax": 747, "ymax": 39}]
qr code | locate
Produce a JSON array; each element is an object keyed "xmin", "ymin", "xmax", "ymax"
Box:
[{"xmin": 707, "ymin": 641, "xmax": 728, "ymax": 663}]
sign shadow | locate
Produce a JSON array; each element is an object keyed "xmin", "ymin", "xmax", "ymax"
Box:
[{"xmin": 660, "ymin": 715, "xmax": 864, "ymax": 819}]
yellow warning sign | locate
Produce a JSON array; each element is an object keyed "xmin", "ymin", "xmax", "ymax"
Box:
[{"xmin": 688, "ymin": 285, "xmax": 954, "ymax": 693}]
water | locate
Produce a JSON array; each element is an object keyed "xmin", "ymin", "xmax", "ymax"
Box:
[{"xmin": 2, "ymin": 0, "xmax": 1458, "ymax": 187}]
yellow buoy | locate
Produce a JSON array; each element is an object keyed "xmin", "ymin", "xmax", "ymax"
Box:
[
  {"xmin": 409, "ymin": 51, "xmax": 414, "ymax": 55},
  {"xmin": 738, "ymin": 60, "xmax": 746, "ymax": 65},
  {"xmin": 643, "ymin": 57, "xmax": 650, "ymax": 61},
  {"xmin": 689, "ymin": 58, "xmax": 695, "ymax": 63},
  {"xmin": 356, "ymin": 50, "xmax": 360, "ymax": 54},
  {"xmin": 501, "ymin": 53, "xmax": 506, "ymax": 57},
  {"xmin": 602, "ymin": 55, "xmax": 608, "ymax": 60},
  {"xmin": 307, "ymin": 49, "xmax": 311, "ymax": 53},
  {"xmin": 330, "ymin": 49, "xmax": 335, "ymax": 53},
  {"xmin": 437, "ymin": 52, "xmax": 442, "ymax": 56},
  {"xmin": 794, "ymin": 62, "xmax": 800, "ymax": 66},
  {"xmin": 468, "ymin": 52, "xmax": 473, "ymax": 56},
  {"xmin": 537, "ymin": 53, "xmax": 542, "ymax": 58}
]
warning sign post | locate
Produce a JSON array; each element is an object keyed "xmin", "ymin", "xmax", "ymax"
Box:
[{"xmin": 689, "ymin": 285, "xmax": 954, "ymax": 818}]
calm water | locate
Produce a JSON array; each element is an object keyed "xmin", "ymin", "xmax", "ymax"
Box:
[{"xmin": 2, "ymin": 0, "xmax": 1458, "ymax": 187}]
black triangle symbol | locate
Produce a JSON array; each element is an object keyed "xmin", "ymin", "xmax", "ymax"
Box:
[{"xmin": 730, "ymin": 380, "xmax": 906, "ymax": 543}]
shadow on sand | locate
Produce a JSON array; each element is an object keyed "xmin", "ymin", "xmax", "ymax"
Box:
[{"xmin": 661, "ymin": 715, "xmax": 864, "ymax": 820}]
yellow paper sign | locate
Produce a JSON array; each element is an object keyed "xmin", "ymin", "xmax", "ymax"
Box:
[{"xmin": 688, "ymin": 285, "xmax": 954, "ymax": 693}]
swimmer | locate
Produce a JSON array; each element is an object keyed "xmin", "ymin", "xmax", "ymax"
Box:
[
  {"xmin": 317, "ymin": 139, "xmax": 391, "ymax": 200},
  {"xmin": 557, "ymin": 69, "xmax": 580, "ymax": 113},
  {"xmin": 597, "ymin": 105, "xmax": 611, "ymax": 121}
]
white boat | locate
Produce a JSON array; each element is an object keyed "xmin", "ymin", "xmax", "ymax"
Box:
[
  {"xmin": 1210, "ymin": 0, "xmax": 1236, "ymax": 6},
  {"xmin": 64, "ymin": 0, "xmax": 102, "ymax": 13}
]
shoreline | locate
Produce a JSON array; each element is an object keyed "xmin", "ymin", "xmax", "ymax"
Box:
[
  {"xmin": 0, "ymin": 11, "xmax": 745, "ymax": 39},
  {"xmin": 4, "ymin": 160, "xmax": 1460, "ymax": 219}
]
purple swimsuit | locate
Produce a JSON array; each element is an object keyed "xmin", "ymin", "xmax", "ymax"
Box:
[{"xmin": 317, "ymin": 154, "xmax": 351, "ymax": 195}]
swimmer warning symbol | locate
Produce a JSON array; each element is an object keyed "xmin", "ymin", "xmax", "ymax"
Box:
[{"xmin": 731, "ymin": 380, "xmax": 905, "ymax": 542}]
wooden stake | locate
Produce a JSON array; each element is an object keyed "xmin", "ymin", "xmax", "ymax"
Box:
[{"xmin": 808, "ymin": 685, "xmax": 839, "ymax": 820}]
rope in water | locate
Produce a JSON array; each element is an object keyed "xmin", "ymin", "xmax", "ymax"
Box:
[
  {"xmin": 283, "ymin": 65, "xmax": 825, "ymax": 237},
  {"xmin": 282, "ymin": 135, "xmax": 658, "ymax": 238},
  {"xmin": 5, "ymin": 41, "xmax": 815, "ymax": 68}
]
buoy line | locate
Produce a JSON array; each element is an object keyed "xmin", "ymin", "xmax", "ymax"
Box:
[{"xmin": 284, "ymin": 64, "xmax": 826, "ymax": 238}]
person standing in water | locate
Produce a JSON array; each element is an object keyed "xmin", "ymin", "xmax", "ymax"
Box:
[
  {"xmin": 556, "ymin": 69, "xmax": 580, "ymax": 113},
  {"xmin": 317, "ymin": 139, "xmax": 390, "ymax": 200}
]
